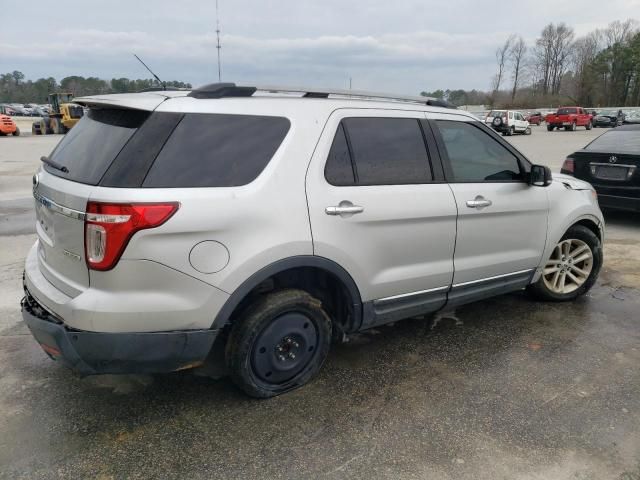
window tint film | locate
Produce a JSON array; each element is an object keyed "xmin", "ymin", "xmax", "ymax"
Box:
[
  {"xmin": 325, "ymin": 123, "xmax": 355, "ymax": 186},
  {"xmin": 143, "ymin": 114, "xmax": 290, "ymax": 188},
  {"xmin": 342, "ymin": 117, "xmax": 432, "ymax": 185},
  {"xmin": 436, "ymin": 120, "xmax": 522, "ymax": 182},
  {"xmin": 585, "ymin": 130, "xmax": 640, "ymax": 154},
  {"xmin": 46, "ymin": 109, "xmax": 149, "ymax": 185}
]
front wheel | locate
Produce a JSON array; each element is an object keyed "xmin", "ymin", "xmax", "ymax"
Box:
[
  {"xmin": 527, "ymin": 225, "xmax": 602, "ymax": 301},
  {"xmin": 524, "ymin": 127, "xmax": 532, "ymax": 135},
  {"xmin": 225, "ymin": 289, "xmax": 332, "ymax": 398}
]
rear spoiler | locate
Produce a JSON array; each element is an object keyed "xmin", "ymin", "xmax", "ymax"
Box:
[{"xmin": 74, "ymin": 92, "xmax": 187, "ymax": 111}]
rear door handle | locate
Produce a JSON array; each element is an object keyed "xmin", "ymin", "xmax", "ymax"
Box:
[
  {"xmin": 325, "ymin": 201, "xmax": 364, "ymax": 216},
  {"xmin": 466, "ymin": 196, "xmax": 492, "ymax": 209}
]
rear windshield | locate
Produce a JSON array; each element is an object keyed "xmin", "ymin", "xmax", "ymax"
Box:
[
  {"xmin": 46, "ymin": 109, "xmax": 149, "ymax": 185},
  {"xmin": 558, "ymin": 108, "xmax": 577, "ymax": 115},
  {"xmin": 585, "ymin": 130, "xmax": 640, "ymax": 154},
  {"xmin": 45, "ymin": 110, "xmax": 290, "ymax": 188},
  {"xmin": 488, "ymin": 111, "xmax": 504, "ymax": 117}
]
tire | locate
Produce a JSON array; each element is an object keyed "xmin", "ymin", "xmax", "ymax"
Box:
[
  {"xmin": 586, "ymin": 122, "xmax": 592, "ymax": 130},
  {"xmin": 13, "ymin": 127, "xmax": 20, "ymax": 136},
  {"xmin": 506, "ymin": 126, "xmax": 514, "ymax": 136},
  {"xmin": 225, "ymin": 289, "xmax": 332, "ymax": 398},
  {"xmin": 527, "ymin": 225, "xmax": 602, "ymax": 302},
  {"xmin": 524, "ymin": 127, "xmax": 532, "ymax": 135},
  {"xmin": 571, "ymin": 122, "xmax": 577, "ymax": 131},
  {"xmin": 547, "ymin": 125, "xmax": 554, "ymax": 131}
]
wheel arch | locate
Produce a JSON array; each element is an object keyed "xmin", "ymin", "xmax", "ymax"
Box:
[{"xmin": 212, "ymin": 256, "xmax": 363, "ymax": 334}]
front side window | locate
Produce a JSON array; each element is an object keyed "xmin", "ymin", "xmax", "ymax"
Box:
[{"xmin": 436, "ymin": 120, "xmax": 522, "ymax": 182}]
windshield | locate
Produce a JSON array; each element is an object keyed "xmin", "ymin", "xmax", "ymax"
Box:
[
  {"xmin": 488, "ymin": 111, "xmax": 504, "ymax": 117},
  {"xmin": 598, "ymin": 110, "xmax": 616, "ymax": 116},
  {"xmin": 585, "ymin": 130, "xmax": 640, "ymax": 154}
]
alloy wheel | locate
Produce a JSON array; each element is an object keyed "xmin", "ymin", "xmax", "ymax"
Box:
[{"xmin": 542, "ymin": 239, "xmax": 593, "ymax": 294}]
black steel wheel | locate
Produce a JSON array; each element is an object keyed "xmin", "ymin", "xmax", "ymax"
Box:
[{"xmin": 226, "ymin": 289, "xmax": 332, "ymax": 398}]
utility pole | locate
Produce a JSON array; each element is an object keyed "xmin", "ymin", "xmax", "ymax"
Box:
[
  {"xmin": 349, "ymin": 77, "xmax": 352, "ymax": 90},
  {"xmin": 216, "ymin": 0, "xmax": 222, "ymax": 82}
]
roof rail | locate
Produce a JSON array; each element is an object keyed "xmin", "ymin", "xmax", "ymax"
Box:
[{"xmin": 187, "ymin": 82, "xmax": 457, "ymax": 109}]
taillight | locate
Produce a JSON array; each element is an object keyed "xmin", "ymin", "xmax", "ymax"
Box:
[
  {"xmin": 84, "ymin": 202, "xmax": 179, "ymax": 271},
  {"xmin": 561, "ymin": 158, "xmax": 575, "ymax": 174}
]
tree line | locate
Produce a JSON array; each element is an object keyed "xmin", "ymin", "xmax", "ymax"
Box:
[
  {"xmin": 0, "ymin": 72, "xmax": 191, "ymax": 104},
  {"xmin": 422, "ymin": 19, "xmax": 640, "ymax": 109}
]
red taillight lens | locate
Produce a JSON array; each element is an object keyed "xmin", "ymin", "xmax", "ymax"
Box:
[
  {"xmin": 84, "ymin": 202, "xmax": 179, "ymax": 271},
  {"xmin": 561, "ymin": 158, "xmax": 575, "ymax": 174}
]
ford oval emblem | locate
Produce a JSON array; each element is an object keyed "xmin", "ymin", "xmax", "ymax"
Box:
[{"xmin": 609, "ymin": 155, "xmax": 618, "ymax": 164}]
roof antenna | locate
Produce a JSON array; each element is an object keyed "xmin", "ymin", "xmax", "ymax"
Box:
[
  {"xmin": 133, "ymin": 53, "xmax": 166, "ymax": 90},
  {"xmin": 215, "ymin": 0, "xmax": 222, "ymax": 82}
]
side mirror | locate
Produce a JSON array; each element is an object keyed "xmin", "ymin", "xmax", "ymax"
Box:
[{"xmin": 529, "ymin": 164, "xmax": 552, "ymax": 187}]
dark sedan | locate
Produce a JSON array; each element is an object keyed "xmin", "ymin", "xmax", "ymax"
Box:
[
  {"xmin": 561, "ymin": 125, "xmax": 640, "ymax": 212},
  {"xmin": 593, "ymin": 109, "xmax": 625, "ymax": 128}
]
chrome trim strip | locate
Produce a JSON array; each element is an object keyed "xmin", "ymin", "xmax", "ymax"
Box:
[
  {"xmin": 589, "ymin": 162, "xmax": 636, "ymax": 168},
  {"xmin": 376, "ymin": 285, "xmax": 449, "ymax": 303},
  {"xmin": 452, "ymin": 269, "xmax": 533, "ymax": 289},
  {"xmin": 33, "ymin": 191, "xmax": 86, "ymax": 221}
]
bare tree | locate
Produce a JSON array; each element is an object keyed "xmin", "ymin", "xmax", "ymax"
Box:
[
  {"xmin": 491, "ymin": 35, "xmax": 515, "ymax": 104},
  {"xmin": 509, "ymin": 36, "xmax": 527, "ymax": 102},
  {"xmin": 571, "ymin": 31, "xmax": 601, "ymax": 105},
  {"xmin": 535, "ymin": 23, "xmax": 575, "ymax": 95}
]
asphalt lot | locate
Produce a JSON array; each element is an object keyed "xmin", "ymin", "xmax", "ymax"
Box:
[{"xmin": 1, "ymin": 126, "xmax": 640, "ymax": 479}]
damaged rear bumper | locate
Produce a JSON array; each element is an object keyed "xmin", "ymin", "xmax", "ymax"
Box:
[{"xmin": 21, "ymin": 288, "xmax": 219, "ymax": 376}]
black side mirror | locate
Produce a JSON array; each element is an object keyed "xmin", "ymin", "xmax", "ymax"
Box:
[{"xmin": 529, "ymin": 164, "xmax": 552, "ymax": 187}]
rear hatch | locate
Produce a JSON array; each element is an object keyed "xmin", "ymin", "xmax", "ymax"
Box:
[{"xmin": 34, "ymin": 107, "xmax": 154, "ymax": 297}]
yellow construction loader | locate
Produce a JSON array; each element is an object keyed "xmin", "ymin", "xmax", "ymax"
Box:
[{"xmin": 32, "ymin": 93, "xmax": 84, "ymax": 135}]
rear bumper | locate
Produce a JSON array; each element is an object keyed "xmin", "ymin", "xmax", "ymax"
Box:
[
  {"xmin": 22, "ymin": 288, "xmax": 219, "ymax": 375},
  {"xmin": 597, "ymin": 194, "xmax": 640, "ymax": 212}
]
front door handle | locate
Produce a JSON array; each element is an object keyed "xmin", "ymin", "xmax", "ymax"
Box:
[
  {"xmin": 466, "ymin": 196, "xmax": 493, "ymax": 209},
  {"xmin": 325, "ymin": 200, "xmax": 364, "ymax": 216}
]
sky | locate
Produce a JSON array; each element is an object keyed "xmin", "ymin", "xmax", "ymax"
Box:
[{"xmin": 1, "ymin": 0, "xmax": 638, "ymax": 95}]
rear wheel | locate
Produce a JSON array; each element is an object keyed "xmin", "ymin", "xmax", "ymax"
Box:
[
  {"xmin": 586, "ymin": 122, "xmax": 592, "ymax": 130},
  {"xmin": 571, "ymin": 122, "xmax": 577, "ymax": 131},
  {"xmin": 225, "ymin": 289, "xmax": 332, "ymax": 398},
  {"xmin": 12, "ymin": 127, "xmax": 20, "ymax": 136},
  {"xmin": 507, "ymin": 126, "xmax": 514, "ymax": 136},
  {"xmin": 547, "ymin": 125, "xmax": 554, "ymax": 131},
  {"xmin": 528, "ymin": 225, "xmax": 602, "ymax": 301}
]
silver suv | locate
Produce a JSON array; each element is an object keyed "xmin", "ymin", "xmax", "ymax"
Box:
[{"xmin": 22, "ymin": 83, "xmax": 604, "ymax": 397}]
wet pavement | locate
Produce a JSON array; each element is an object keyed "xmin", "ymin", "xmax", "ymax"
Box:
[{"xmin": 1, "ymin": 133, "xmax": 640, "ymax": 479}]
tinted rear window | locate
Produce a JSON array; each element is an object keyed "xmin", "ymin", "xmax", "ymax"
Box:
[
  {"xmin": 142, "ymin": 114, "xmax": 290, "ymax": 188},
  {"xmin": 341, "ymin": 117, "xmax": 432, "ymax": 185},
  {"xmin": 558, "ymin": 108, "xmax": 577, "ymax": 115},
  {"xmin": 46, "ymin": 109, "xmax": 149, "ymax": 185},
  {"xmin": 585, "ymin": 130, "xmax": 640, "ymax": 154}
]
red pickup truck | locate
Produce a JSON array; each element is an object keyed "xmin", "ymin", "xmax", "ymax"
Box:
[{"xmin": 545, "ymin": 107, "xmax": 593, "ymax": 131}]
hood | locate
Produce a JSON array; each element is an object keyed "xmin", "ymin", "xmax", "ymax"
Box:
[{"xmin": 553, "ymin": 172, "xmax": 594, "ymax": 191}]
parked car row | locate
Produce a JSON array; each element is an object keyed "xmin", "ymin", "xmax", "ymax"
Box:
[{"xmin": 0, "ymin": 103, "xmax": 51, "ymax": 117}]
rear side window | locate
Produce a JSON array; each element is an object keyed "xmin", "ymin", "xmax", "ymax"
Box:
[
  {"xmin": 143, "ymin": 114, "xmax": 290, "ymax": 188},
  {"xmin": 46, "ymin": 109, "xmax": 149, "ymax": 185},
  {"xmin": 326, "ymin": 117, "xmax": 432, "ymax": 186},
  {"xmin": 436, "ymin": 120, "xmax": 522, "ymax": 182},
  {"xmin": 325, "ymin": 123, "xmax": 355, "ymax": 186}
]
